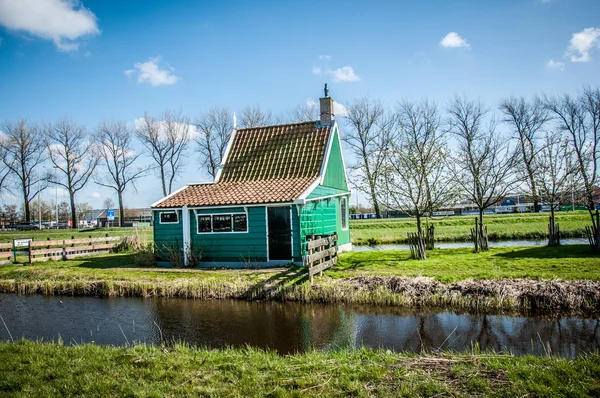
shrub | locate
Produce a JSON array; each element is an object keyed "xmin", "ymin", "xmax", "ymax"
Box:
[{"xmin": 133, "ymin": 244, "xmax": 156, "ymax": 267}]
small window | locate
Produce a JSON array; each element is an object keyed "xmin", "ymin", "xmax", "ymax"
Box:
[
  {"xmin": 341, "ymin": 197, "xmax": 348, "ymax": 230},
  {"xmin": 198, "ymin": 215, "xmax": 211, "ymax": 233},
  {"xmin": 213, "ymin": 215, "xmax": 232, "ymax": 232},
  {"xmin": 233, "ymin": 214, "xmax": 247, "ymax": 232},
  {"xmin": 160, "ymin": 211, "xmax": 178, "ymax": 224}
]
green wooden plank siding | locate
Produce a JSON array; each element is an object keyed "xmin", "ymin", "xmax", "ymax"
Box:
[
  {"xmin": 291, "ymin": 206, "xmax": 300, "ymax": 260},
  {"xmin": 298, "ymin": 196, "xmax": 350, "ymax": 257},
  {"xmin": 153, "ymin": 210, "xmax": 183, "ymax": 259},
  {"xmin": 190, "ymin": 206, "xmax": 268, "ymax": 262},
  {"xmin": 321, "ymin": 128, "xmax": 348, "ymax": 191}
]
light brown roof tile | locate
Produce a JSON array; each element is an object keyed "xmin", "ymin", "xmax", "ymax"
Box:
[{"xmin": 153, "ymin": 121, "xmax": 330, "ymax": 208}]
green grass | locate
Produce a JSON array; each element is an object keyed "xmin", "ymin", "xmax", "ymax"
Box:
[
  {"xmin": 0, "ymin": 246, "xmax": 599, "ymax": 314},
  {"xmin": 350, "ymin": 211, "xmax": 592, "ymax": 245},
  {"xmin": 0, "ymin": 227, "xmax": 153, "ymax": 244},
  {"xmin": 0, "ymin": 341, "xmax": 598, "ymax": 397},
  {"xmin": 334, "ymin": 245, "xmax": 600, "ymax": 283}
]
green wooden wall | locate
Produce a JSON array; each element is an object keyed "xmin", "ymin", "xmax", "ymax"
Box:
[
  {"xmin": 298, "ymin": 196, "xmax": 350, "ymax": 257},
  {"xmin": 321, "ymin": 127, "xmax": 349, "ymax": 191},
  {"xmin": 190, "ymin": 206, "xmax": 268, "ymax": 262},
  {"xmin": 153, "ymin": 210, "xmax": 184, "ymax": 259}
]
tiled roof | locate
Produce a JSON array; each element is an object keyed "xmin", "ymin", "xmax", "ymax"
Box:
[{"xmin": 153, "ymin": 121, "xmax": 330, "ymax": 208}]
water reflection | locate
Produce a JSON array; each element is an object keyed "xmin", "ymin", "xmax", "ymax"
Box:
[{"xmin": 0, "ymin": 294, "xmax": 597, "ymax": 358}]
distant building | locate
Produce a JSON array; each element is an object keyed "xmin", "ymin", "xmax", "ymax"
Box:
[{"xmin": 96, "ymin": 208, "xmax": 152, "ymax": 227}]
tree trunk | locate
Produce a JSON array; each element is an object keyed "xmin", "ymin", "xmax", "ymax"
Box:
[
  {"xmin": 371, "ymin": 191, "xmax": 381, "ymax": 218},
  {"xmin": 69, "ymin": 192, "xmax": 77, "ymax": 229},
  {"xmin": 23, "ymin": 189, "xmax": 30, "ymax": 222},
  {"xmin": 416, "ymin": 214, "xmax": 422, "ymax": 235},
  {"xmin": 118, "ymin": 190, "xmax": 125, "ymax": 228},
  {"xmin": 160, "ymin": 166, "xmax": 167, "ymax": 197}
]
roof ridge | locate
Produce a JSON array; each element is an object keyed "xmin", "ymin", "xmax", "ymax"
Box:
[{"xmin": 235, "ymin": 120, "xmax": 319, "ymax": 131}]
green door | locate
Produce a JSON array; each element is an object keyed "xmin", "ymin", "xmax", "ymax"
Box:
[{"xmin": 268, "ymin": 207, "xmax": 292, "ymax": 260}]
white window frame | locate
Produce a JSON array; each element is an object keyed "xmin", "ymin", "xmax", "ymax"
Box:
[
  {"xmin": 340, "ymin": 197, "xmax": 348, "ymax": 231},
  {"xmin": 159, "ymin": 211, "xmax": 179, "ymax": 224},
  {"xmin": 195, "ymin": 211, "xmax": 249, "ymax": 234}
]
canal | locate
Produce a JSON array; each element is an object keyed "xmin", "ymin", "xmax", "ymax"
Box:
[{"xmin": 1, "ymin": 294, "xmax": 598, "ymax": 358}]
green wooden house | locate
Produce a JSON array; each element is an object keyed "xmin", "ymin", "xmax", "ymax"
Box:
[{"xmin": 151, "ymin": 92, "xmax": 351, "ymax": 267}]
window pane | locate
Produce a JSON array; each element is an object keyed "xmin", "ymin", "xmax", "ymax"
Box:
[
  {"xmin": 213, "ymin": 215, "xmax": 232, "ymax": 232},
  {"xmin": 198, "ymin": 216, "xmax": 211, "ymax": 233},
  {"xmin": 233, "ymin": 214, "xmax": 247, "ymax": 232},
  {"xmin": 160, "ymin": 212, "xmax": 178, "ymax": 223}
]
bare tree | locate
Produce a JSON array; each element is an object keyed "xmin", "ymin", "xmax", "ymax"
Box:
[
  {"xmin": 447, "ymin": 96, "xmax": 520, "ymax": 251},
  {"xmin": 44, "ymin": 118, "xmax": 99, "ymax": 228},
  {"xmin": 500, "ymin": 96, "xmax": 549, "ymax": 212},
  {"xmin": 289, "ymin": 102, "xmax": 319, "ymax": 123},
  {"xmin": 381, "ymin": 100, "xmax": 457, "ymax": 233},
  {"xmin": 342, "ymin": 97, "xmax": 394, "ymax": 218},
  {"xmin": 0, "ymin": 136, "xmax": 11, "ymax": 195},
  {"xmin": 238, "ymin": 104, "xmax": 273, "ymax": 128},
  {"xmin": 136, "ymin": 109, "xmax": 192, "ymax": 196},
  {"xmin": 95, "ymin": 121, "xmax": 146, "ymax": 227},
  {"xmin": 76, "ymin": 202, "xmax": 93, "ymax": 226},
  {"xmin": 103, "ymin": 197, "xmax": 115, "ymax": 211},
  {"xmin": 194, "ymin": 107, "xmax": 234, "ymax": 180},
  {"xmin": 544, "ymin": 86, "xmax": 600, "ymax": 243},
  {"xmin": 0, "ymin": 120, "xmax": 47, "ymax": 221},
  {"xmin": 534, "ymin": 131, "xmax": 579, "ymax": 245}
]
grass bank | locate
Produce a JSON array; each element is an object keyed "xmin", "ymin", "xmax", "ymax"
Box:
[
  {"xmin": 0, "ymin": 246, "xmax": 598, "ymax": 314},
  {"xmin": 0, "ymin": 341, "xmax": 598, "ymax": 397},
  {"xmin": 350, "ymin": 212, "xmax": 591, "ymax": 245}
]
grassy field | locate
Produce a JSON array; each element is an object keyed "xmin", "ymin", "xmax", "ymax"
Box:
[
  {"xmin": 350, "ymin": 211, "xmax": 592, "ymax": 245},
  {"xmin": 0, "ymin": 341, "xmax": 598, "ymax": 397},
  {"xmin": 1, "ymin": 245, "xmax": 599, "ymax": 313},
  {"xmin": 0, "ymin": 227, "xmax": 153, "ymax": 244}
]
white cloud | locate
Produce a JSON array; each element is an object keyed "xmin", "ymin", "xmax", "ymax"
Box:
[
  {"xmin": 546, "ymin": 59, "xmax": 565, "ymax": 71},
  {"xmin": 332, "ymin": 66, "xmax": 360, "ymax": 82},
  {"xmin": 440, "ymin": 32, "xmax": 470, "ymax": 49},
  {"xmin": 565, "ymin": 27, "xmax": 600, "ymax": 62},
  {"xmin": 0, "ymin": 0, "xmax": 99, "ymax": 52},
  {"xmin": 125, "ymin": 56, "xmax": 179, "ymax": 86},
  {"xmin": 311, "ymin": 65, "xmax": 361, "ymax": 83},
  {"xmin": 319, "ymin": 55, "xmax": 331, "ymax": 61},
  {"xmin": 90, "ymin": 192, "xmax": 101, "ymax": 199},
  {"xmin": 133, "ymin": 117, "xmax": 199, "ymax": 140}
]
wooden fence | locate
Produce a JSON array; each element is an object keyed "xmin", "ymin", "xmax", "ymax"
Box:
[
  {"xmin": 29, "ymin": 235, "xmax": 121, "ymax": 263},
  {"xmin": 305, "ymin": 234, "xmax": 338, "ymax": 283},
  {"xmin": 0, "ymin": 242, "xmax": 11, "ymax": 265}
]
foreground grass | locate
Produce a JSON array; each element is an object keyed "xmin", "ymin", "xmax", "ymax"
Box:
[
  {"xmin": 0, "ymin": 246, "xmax": 599, "ymax": 314},
  {"xmin": 351, "ymin": 211, "xmax": 591, "ymax": 245},
  {"xmin": 0, "ymin": 341, "xmax": 598, "ymax": 397}
]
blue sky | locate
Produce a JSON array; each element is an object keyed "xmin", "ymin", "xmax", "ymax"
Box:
[{"xmin": 1, "ymin": 0, "xmax": 599, "ymax": 210}]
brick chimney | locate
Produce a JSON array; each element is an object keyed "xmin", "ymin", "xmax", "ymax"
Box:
[{"xmin": 319, "ymin": 83, "xmax": 334, "ymax": 126}]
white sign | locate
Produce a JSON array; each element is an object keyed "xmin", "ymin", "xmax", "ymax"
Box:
[{"xmin": 13, "ymin": 238, "xmax": 33, "ymax": 248}]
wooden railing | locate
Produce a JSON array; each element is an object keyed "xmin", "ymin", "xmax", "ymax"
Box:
[
  {"xmin": 29, "ymin": 235, "xmax": 121, "ymax": 263},
  {"xmin": 0, "ymin": 242, "xmax": 11, "ymax": 265},
  {"xmin": 305, "ymin": 233, "xmax": 338, "ymax": 283}
]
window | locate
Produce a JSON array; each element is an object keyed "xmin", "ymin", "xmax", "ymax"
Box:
[
  {"xmin": 340, "ymin": 197, "xmax": 348, "ymax": 230},
  {"xmin": 160, "ymin": 211, "xmax": 178, "ymax": 224},
  {"xmin": 198, "ymin": 215, "xmax": 211, "ymax": 233},
  {"xmin": 213, "ymin": 215, "xmax": 232, "ymax": 232},
  {"xmin": 233, "ymin": 214, "xmax": 247, "ymax": 232}
]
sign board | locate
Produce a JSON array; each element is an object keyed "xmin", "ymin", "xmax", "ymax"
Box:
[
  {"xmin": 13, "ymin": 238, "xmax": 33, "ymax": 248},
  {"xmin": 107, "ymin": 210, "xmax": 115, "ymax": 221}
]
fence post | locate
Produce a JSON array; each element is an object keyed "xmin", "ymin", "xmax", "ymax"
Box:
[{"xmin": 28, "ymin": 240, "xmax": 32, "ymax": 263}]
